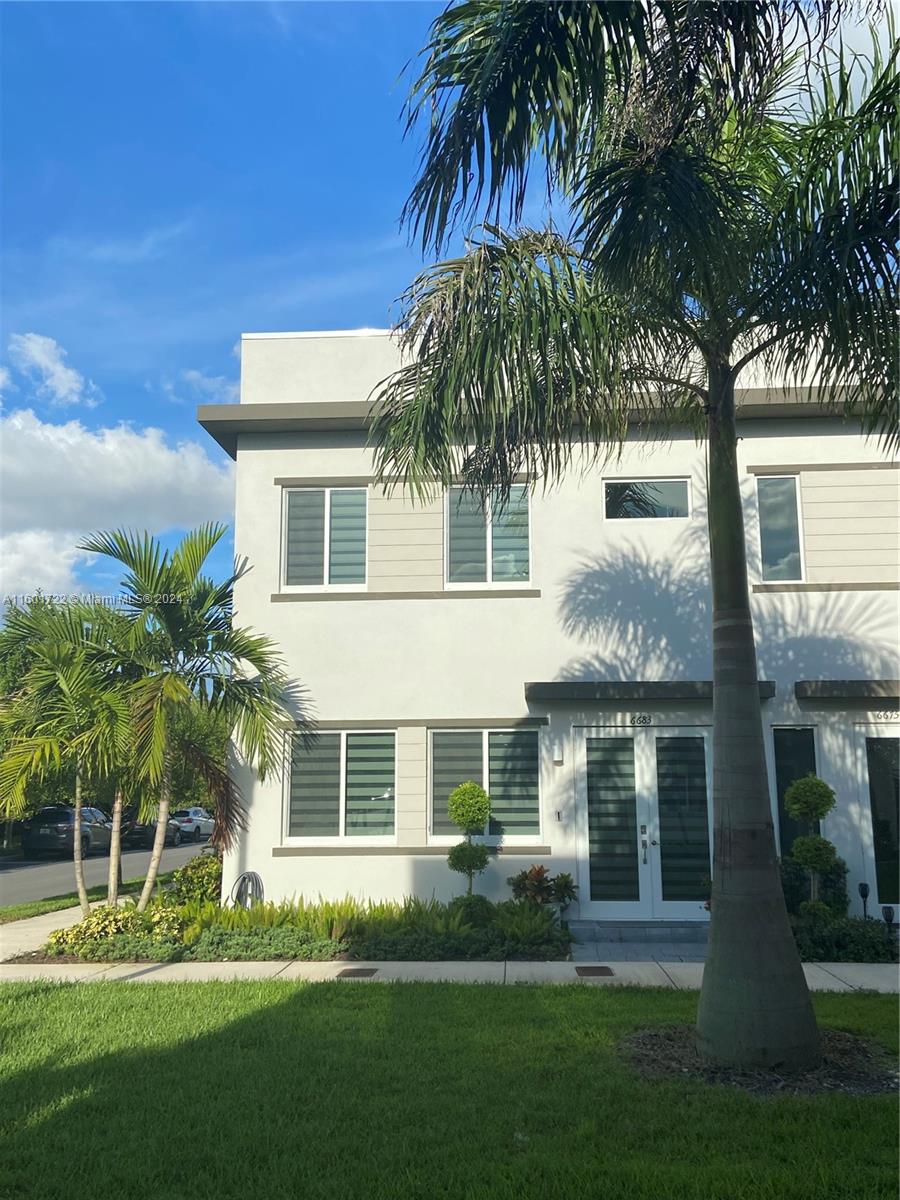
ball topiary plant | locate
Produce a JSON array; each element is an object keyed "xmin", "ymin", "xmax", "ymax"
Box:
[
  {"xmin": 791, "ymin": 834, "xmax": 838, "ymax": 905},
  {"xmin": 447, "ymin": 840, "xmax": 492, "ymax": 895},
  {"xmin": 448, "ymin": 780, "xmax": 491, "ymax": 835},
  {"xmin": 784, "ymin": 773, "xmax": 836, "ymax": 828}
]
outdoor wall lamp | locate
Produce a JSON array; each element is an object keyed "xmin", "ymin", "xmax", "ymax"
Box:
[{"xmin": 858, "ymin": 881, "xmax": 870, "ymax": 920}]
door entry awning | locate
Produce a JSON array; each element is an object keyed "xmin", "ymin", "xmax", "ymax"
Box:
[
  {"xmin": 794, "ymin": 679, "xmax": 900, "ymax": 702},
  {"xmin": 524, "ymin": 680, "xmax": 776, "ymax": 704}
]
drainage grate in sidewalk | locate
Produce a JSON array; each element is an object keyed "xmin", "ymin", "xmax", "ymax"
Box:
[
  {"xmin": 575, "ymin": 966, "xmax": 614, "ymax": 978},
  {"xmin": 337, "ymin": 968, "xmax": 378, "ymax": 979}
]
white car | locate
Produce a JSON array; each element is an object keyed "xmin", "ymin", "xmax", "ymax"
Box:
[{"xmin": 170, "ymin": 807, "xmax": 214, "ymax": 842}]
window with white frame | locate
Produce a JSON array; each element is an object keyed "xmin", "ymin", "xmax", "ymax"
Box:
[
  {"xmin": 603, "ymin": 479, "xmax": 691, "ymax": 519},
  {"xmin": 283, "ymin": 488, "xmax": 366, "ymax": 587},
  {"xmin": 756, "ymin": 475, "xmax": 803, "ymax": 581},
  {"xmin": 430, "ymin": 728, "xmax": 540, "ymax": 838},
  {"xmin": 446, "ymin": 485, "xmax": 530, "ymax": 584},
  {"xmin": 288, "ymin": 731, "xmax": 395, "ymax": 838}
]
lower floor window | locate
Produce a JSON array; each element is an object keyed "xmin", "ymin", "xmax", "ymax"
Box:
[
  {"xmin": 431, "ymin": 729, "xmax": 540, "ymax": 837},
  {"xmin": 289, "ymin": 731, "xmax": 395, "ymax": 838}
]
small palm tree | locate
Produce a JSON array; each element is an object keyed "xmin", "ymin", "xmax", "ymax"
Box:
[
  {"xmin": 0, "ymin": 605, "xmax": 133, "ymax": 916},
  {"xmin": 76, "ymin": 524, "xmax": 305, "ymax": 911},
  {"xmin": 373, "ymin": 24, "xmax": 895, "ymax": 1069}
]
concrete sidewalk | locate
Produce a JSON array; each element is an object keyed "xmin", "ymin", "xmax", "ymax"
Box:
[{"xmin": 0, "ymin": 958, "xmax": 896, "ymax": 991}]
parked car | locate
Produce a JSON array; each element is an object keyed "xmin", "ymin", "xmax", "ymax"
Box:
[
  {"xmin": 22, "ymin": 806, "xmax": 112, "ymax": 859},
  {"xmin": 170, "ymin": 807, "xmax": 214, "ymax": 842},
  {"xmin": 121, "ymin": 808, "xmax": 183, "ymax": 849}
]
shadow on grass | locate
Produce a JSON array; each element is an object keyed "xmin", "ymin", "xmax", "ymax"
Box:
[{"xmin": 0, "ymin": 982, "xmax": 896, "ymax": 1200}]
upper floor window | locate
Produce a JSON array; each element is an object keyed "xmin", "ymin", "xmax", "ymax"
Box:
[
  {"xmin": 283, "ymin": 488, "xmax": 366, "ymax": 587},
  {"xmin": 430, "ymin": 728, "xmax": 541, "ymax": 838},
  {"xmin": 446, "ymin": 485, "xmax": 530, "ymax": 585},
  {"xmin": 757, "ymin": 475, "xmax": 803, "ymax": 581},
  {"xmin": 604, "ymin": 479, "xmax": 690, "ymax": 519},
  {"xmin": 288, "ymin": 730, "xmax": 395, "ymax": 840}
]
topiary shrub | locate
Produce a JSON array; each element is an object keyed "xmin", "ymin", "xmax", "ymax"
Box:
[
  {"xmin": 784, "ymin": 773, "xmax": 836, "ymax": 828},
  {"xmin": 170, "ymin": 851, "xmax": 223, "ymax": 906},
  {"xmin": 791, "ymin": 834, "xmax": 838, "ymax": 904},
  {"xmin": 447, "ymin": 840, "xmax": 492, "ymax": 895},
  {"xmin": 448, "ymin": 781, "xmax": 491, "ymax": 834},
  {"xmin": 781, "ymin": 854, "xmax": 849, "ymax": 917},
  {"xmin": 448, "ymin": 893, "xmax": 496, "ymax": 928}
]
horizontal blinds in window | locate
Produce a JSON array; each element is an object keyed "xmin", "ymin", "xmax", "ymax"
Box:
[
  {"xmin": 431, "ymin": 731, "xmax": 484, "ymax": 835},
  {"xmin": 329, "ymin": 489, "xmax": 366, "ymax": 584},
  {"xmin": 448, "ymin": 488, "xmax": 487, "ymax": 583},
  {"xmin": 285, "ymin": 490, "xmax": 325, "ymax": 585},
  {"xmin": 345, "ymin": 732, "xmax": 395, "ymax": 836},
  {"xmin": 288, "ymin": 733, "xmax": 340, "ymax": 836},
  {"xmin": 585, "ymin": 738, "xmax": 639, "ymax": 901},
  {"xmin": 656, "ymin": 737, "xmax": 710, "ymax": 901},
  {"xmin": 488, "ymin": 730, "xmax": 540, "ymax": 836},
  {"xmin": 491, "ymin": 485, "xmax": 529, "ymax": 581}
]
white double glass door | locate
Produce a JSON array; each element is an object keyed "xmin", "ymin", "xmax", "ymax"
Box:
[{"xmin": 576, "ymin": 725, "xmax": 712, "ymax": 920}]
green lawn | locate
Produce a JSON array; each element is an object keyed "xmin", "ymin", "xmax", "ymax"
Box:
[
  {"xmin": 0, "ymin": 869, "xmax": 177, "ymax": 924},
  {"xmin": 0, "ymin": 983, "xmax": 895, "ymax": 1200}
]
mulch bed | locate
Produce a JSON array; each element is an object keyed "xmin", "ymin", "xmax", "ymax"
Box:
[{"xmin": 623, "ymin": 1025, "xmax": 898, "ymax": 1096}]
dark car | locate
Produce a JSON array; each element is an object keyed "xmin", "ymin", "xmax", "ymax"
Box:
[
  {"xmin": 22, "ymin": 806, "xmax": 112, "ymax": 859},
  {"xmin": 121, "ymin": 809, "xmax": 183, "ymax": 849}
]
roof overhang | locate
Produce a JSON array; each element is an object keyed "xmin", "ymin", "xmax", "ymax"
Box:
[
  {"xmin": 525, "ymin": 680, "xmax": 776, "ymax": 704},
  {"xmin": 794, "ymin": 679, "xmax": 900, "ymax": 703},
  {"xmin": 198, "ymin": 387, "xmax": 845, "ymax": 460}
]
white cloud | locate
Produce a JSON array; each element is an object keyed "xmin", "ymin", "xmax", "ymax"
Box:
[
  {"xmin": 49, "ymin": 221, "xmax": 190, "ymax": 266},
  {"xmin": 6, "ymin": 333, "xmax": 101, "ymax": 408},
  {"xmin": 180, "ymin": 369, "xmax": 239, "ymax": 403},
  {"xmin": 0, "ymin": 409, "xmax": 234, "ymax": 597},
  {"xmin": 0, "ymin": 365, "xmax": 12, "ymax": 398}
]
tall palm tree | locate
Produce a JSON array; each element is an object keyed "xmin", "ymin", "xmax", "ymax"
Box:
[
  {"xmin": 372, "ymin": 27, "xmax": 896, "ymax": 1068},
  {"xmin": 77, "ymin": 524, "xmax": 304, "ymax": 911}
]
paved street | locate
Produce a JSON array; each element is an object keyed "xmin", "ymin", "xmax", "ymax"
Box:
[{"xmin": 0, "ymin": 842, "xmax": 205, "ymax": 907}]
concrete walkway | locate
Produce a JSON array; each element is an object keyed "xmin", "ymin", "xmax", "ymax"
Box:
[{"xmin": 1, "ymin": 906, "xmax": 896, "ymax": 991}]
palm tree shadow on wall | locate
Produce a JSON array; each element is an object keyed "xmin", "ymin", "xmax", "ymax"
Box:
[{"xmin": 555, "ymin": 505, "xmax": 895, "ymax": 687}]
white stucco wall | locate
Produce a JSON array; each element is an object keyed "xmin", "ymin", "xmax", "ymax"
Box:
[{"xmin": 217, "ymin": 333, "xmax": 899, "ymax": 918}]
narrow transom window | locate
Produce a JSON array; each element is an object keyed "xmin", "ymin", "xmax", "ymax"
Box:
[
  {"xmin": 757, "ymin": 476, "xmax": 803, "ymax": 581},
  {"xmin": 447, "ymin": 485, "xmax": 530, "ymax": 584},
  {"xmin": 430, "ymin": 728, "xmax": 540, "ymax": 838},
  {"xmin": 288, "ymin": 731, "xmax": 395, "ymax": 839},
  {"xmin": 284, "ymin": 488, "xmax": 366, "ymax": 586},
  {"xmin": 604, "ymin": 479, "xmax": 690, "ymax": 519}
]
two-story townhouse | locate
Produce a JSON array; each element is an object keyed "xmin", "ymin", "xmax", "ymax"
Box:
[{"xmin": 198, "ymin": 329, "xmax": 899, "ymax": 924}]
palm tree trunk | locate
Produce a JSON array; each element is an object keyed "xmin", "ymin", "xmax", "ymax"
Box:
[
  {"xmin": 137, "ymin": 754, "xmax": 171, "ymax": 912},
  {"xmin": 695, "ymin": 362, "xmax": 820, "ymax": 1070},
  {"xmin": 107, "ymin": 787, "xmax": 123, "ymax": 906},
  {"xmin": 73, "ymin": 764, "xmax": 90, "ymax": 918}
]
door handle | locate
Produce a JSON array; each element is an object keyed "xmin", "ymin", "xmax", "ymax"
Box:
[
  {"xmin": 650, "ymin": 840, "xmax": 659, "ymax": 846},
  {"xmin": 641, "ymin": 838, "xmax": 648, "ymax": 864}
]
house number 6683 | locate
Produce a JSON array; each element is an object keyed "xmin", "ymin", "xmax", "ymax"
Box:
[{"xmin": 629, "ymin": 714, "xmax": 652, "ymax": 726}]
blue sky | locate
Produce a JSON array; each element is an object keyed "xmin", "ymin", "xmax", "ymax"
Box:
[{"xmin": 0, "ymin": 1, "xmax": 443, "ymax": 597}]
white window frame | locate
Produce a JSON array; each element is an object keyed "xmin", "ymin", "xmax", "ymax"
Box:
[
  {"xmin": 280, "ymin": 486, "xmax": 368, "ymax": 593},
  {"xmin": 282, "ymin": 728, "xmax": 397, "ymax": 846},
  {"xmin": 601, "ymin": 476, "xmax": 693, "ymax": 522},
  {"xmin": 443, "ymin": 487, "xmax": 532, "ymax": 588},
  {"xmin": 755, "ymin": 474, "xmax": 805, "ymax": 583},
  {"xmin": 427, "ymin": 727, "xmax": 543, "ymax": 845}
]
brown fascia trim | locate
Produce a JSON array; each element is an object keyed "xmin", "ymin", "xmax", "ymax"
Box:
[
  {"xmin": 524, "ymin": 680, "xmax": 776, "ymax": 703},
  {"xmin": 794, "ymin": 679, "xmax": 900, "ymax": 703},
  {"xmin": 273, "ymin": 845, "xmax": 553, "ymax": 858},
  {"xmin": 198, "ymin": 389, "xmax": 847, "ymax": 460}
]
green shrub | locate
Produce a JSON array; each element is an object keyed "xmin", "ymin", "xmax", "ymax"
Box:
[
  {"xmin": 447, "ymin": 781, "xmax": 491, "ymax": 834},
  {"xmin": 77, "ymin": 934, "xmax": 183, "ymax": 963},
  {"xmin": 46, "ymin": 904, "xmax": 185, "ymax": 956},
  {"xmin": 447, "ymin": 840, "xmax": 492, "ymax": 895},
  {"xmin": 791, "ymin": 915, "xmax": 896, "ymax": 963},
  {"xmin": 784, "ymin": 773, "xmax": 836, "ymax": 825},
  {"xmin": 508, "ymin": 865, "xmax": 555, "ymax": 904},
  {"xmin": 781, "ymin": 855, "xmax": 848, "ymax": 917},
  {"xmin": 170, "ymin": 852, "xmax": 223, "ymax": 906},
  {"xmin": 448, "ymin": 893, "xmax": 496, "ymax": 928},
  {"xmin": 352, "ymin": 927, "xmax": 509, "ymax": 961},
  {"xmin": 551, "ymin": 872, "xmax": 578, "ymax": 913},
  {"xmin": 188, "ymin": 927, "xmax": 345, "ymax": 961},
  {"xmin": 493, "ymin": 899, "xmax": 563, "ymax": 948},
  {"xmin": 791, "ymin": 834, "xmax": 838, "ymax": 875}
]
